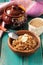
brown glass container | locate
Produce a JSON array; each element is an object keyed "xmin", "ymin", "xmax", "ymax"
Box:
[{"xmin": 2, "ymin": 4, "xmax": 27, "ymax": 29}]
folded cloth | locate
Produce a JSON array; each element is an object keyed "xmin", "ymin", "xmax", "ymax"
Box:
[{"xmin": 26, "ymin": 2, "xmax": 43, "ymax": 17}]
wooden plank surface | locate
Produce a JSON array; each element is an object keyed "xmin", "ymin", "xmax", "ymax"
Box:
[
  {"xmin": 1, "ymin": 33, "xmax": 23, "ymax": 65},
  {"xmin": 1, "ymin": 32, "xmax": 42, "ymax": 65},
  {"xmin": 0, "ymin": 0, "xmax": 9, "ymax": 2}
]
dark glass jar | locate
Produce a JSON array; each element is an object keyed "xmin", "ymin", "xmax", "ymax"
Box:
[{"xmin": 2, "ymin": 4, "xmax": 27, "ymax": 29}]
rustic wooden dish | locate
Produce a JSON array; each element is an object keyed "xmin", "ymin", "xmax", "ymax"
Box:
[{"xmin": 8, "ymin": 30, "xmax": 40, "ymax": 56}]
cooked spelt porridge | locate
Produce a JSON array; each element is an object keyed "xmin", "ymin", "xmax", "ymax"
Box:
[{"xmin": 12, "ymin": 34, "xmax": 38, "ymax": 51}]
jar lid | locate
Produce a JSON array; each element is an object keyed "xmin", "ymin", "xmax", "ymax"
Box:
[{"xmin": 5, "ymin": 4, "xmax": 25, "ymax": 18}]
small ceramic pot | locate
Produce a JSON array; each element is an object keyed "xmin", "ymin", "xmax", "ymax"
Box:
[{"xmin": 2, "ymin": 4, "xmax": 27, "ymax": 29}]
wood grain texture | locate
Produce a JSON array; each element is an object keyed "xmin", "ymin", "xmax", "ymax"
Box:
[
  {"xmin": 1, "ymin": 33, "xmax": 23, "ymax": 65},
  {"xmin": 1, "ymin": 32, "xmax": 42, "ymax": 65},
  {"xmin": 0, "ymin": 0, "xmax": 9, "ymax": 2}
]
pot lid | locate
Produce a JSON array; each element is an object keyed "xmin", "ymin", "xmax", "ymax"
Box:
[{"xmin": 5, "ymin": 5, "xmax": 25, "ymax": 18}]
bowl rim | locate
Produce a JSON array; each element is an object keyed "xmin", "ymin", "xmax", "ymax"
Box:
[{"xmin": 8, "ymin": 30, "xmax": 40, "ymax": 54}]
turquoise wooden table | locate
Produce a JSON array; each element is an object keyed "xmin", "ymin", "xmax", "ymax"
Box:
[
  {"xmin": 0, "ymin": 1, "xmax": 43, "ymax": 65},
  {"xmin": 0, "ymin": 16, "xmax": 43, "ymax": 65},
  {"xmin": 0, "ymin": 0, "xmax": 9, "ymax": 2}
]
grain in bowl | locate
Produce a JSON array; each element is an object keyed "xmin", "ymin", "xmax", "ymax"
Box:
[
  {"xmin": 28, "ymin": 18, "xmax": 43, "ymax": 36},
  {"xmin": 12, "ymin": 34, "xmax": 37, "ymax": 51}
]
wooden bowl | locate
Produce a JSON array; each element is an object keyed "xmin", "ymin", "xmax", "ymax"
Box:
[{"xmin": 8, "ymin": 30, "xmax": 40, "ymax": 56}]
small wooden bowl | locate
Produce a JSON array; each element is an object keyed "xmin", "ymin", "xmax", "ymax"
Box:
[{"xmin": 8, "ymin": 30, "xmax": 40, "ymax": 56}]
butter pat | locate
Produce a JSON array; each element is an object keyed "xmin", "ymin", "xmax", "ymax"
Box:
[{"xmin": 21, "ymin": 34, "xmax": 28, "ymax": 42}]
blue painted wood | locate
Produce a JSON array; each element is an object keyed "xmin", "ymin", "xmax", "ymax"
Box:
[
  {"xmin": 40, "ymin": 34, "xmax": 43, "ymax": 54},
  {"xmin": 0, "ymin": 0, "xmax": 9, "ymax": 2},
  {"xmin": 6, "ymin": 0, "xmax": 9, "ymax": 2},
  {"xmin": 23, "ymin": 46, "xmax": 42, "ymax": 65},
  {"xmin": 0, "ymin": 38, "xmax": 2, "ymax": 56},
  {"xmin": 23, "ymin": 34, "xmax": 42, "ymax": 65},
  {"xmin": 1, "ymin": 33, "xmax": 23, "ymax": 65},
  {"xmin": 1, "ymin": 33, "xmax": 42, "ymax": 65},
  {"xmin": 0, "ymin": 0, "xmax": 4, "ymax": 2}
]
